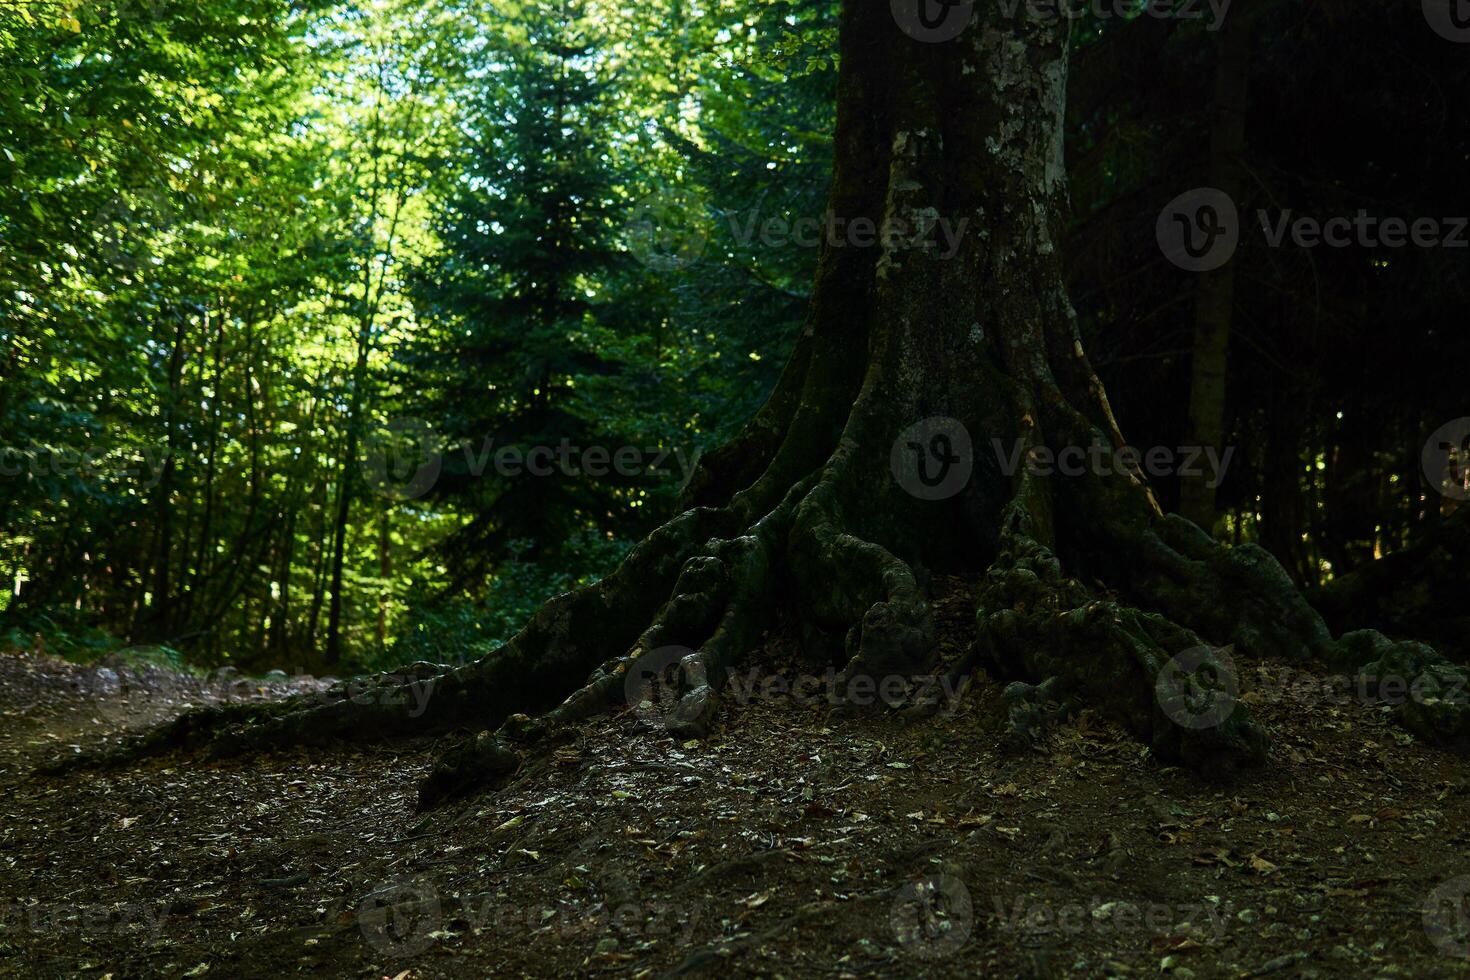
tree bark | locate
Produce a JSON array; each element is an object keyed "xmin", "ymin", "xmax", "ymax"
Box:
[
  {"xmin": 1180, "ymin": 0, "xmax": 1250, "ymax": 533},
  {"xmin": 136, "ymin": 310, "xmax": 190, "ymax": 642},
  {"xmin": 324, "ymin": 328, "xmax": 370, "ymax": 666}
]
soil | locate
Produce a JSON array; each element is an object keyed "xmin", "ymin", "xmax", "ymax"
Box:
[{"xmin": 4, "ymin": 594, "xmax": 1470, "ymax": 979}]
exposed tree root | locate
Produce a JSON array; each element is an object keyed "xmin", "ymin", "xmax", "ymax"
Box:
[
  {"xmin": 972, "ymin": 528, "xmax": 1268, "ymax": 770},
  {"xmin": 1327, "ymin": 629, "xmax": 1470, "ymax": 746},
  {"xmin": 410, "ymin": 450, "xmax": 1288, "ymax": 805},
  {"xmin": 416, "ymin": 476, "xmax": 812, "ymax": 807},
  {"xmin": 999, "ymin": 677, "xmax": 1072, "ymax": 752},
  {"xmin": 786, "ymin": 432, "xmax": 936, "ymax": 707}
]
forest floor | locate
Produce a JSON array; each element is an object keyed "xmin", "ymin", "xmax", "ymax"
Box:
[{"xmin": 4, "ymin": 585, "xmax": 1470, "ymax": 978}]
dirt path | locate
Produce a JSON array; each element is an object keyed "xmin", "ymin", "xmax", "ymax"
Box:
[{"xmin": 3, "ymin": 641, "xmax": 1470, "ymax": 979}]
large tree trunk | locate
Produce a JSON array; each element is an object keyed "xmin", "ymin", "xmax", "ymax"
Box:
[{"xmin": 69, "ymin": 0, "xmax": 1470, "ymax": 803}]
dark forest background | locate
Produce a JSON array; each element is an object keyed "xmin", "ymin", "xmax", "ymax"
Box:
[{"xmin": 1, "ymin": 0, "xmax": 1464, "ymax": 674}]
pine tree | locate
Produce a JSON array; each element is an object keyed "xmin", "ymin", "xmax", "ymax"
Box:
[{"xmin": 402, "ymin": 0, "xmax": 637, "ymax": 588}]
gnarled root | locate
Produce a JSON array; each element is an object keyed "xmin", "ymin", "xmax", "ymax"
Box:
[
  {"xmin": 973, "ymin": 529, "xmax": 1269, "ymax": 771},
  {"xmin": 414, "ymin": 477, "xmax": 813, "ymax": 807},
  {"xmin": 1327, "ymin": 630, "xmax": 1470, "ymax": 747},
  {"xmin": 1095, "ymin": 506, "xmax": 1470, "ymax": 754},
  {"xmin": 1001, "ymin": 677, "xmax": 1073, "ymax": 752}
]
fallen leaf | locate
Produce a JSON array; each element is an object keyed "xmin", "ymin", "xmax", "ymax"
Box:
[
  {"xmin": 1248, "ymin": 854, "xmax": 1278, "ymax": 874},
  {"xmin": 741, "ymin": 890, "xmax": 772, "ymax": 908}
]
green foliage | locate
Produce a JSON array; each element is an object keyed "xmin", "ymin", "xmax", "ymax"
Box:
[
  {"xmin": 0, "ymin": 617, "xmax": 126, "ymax": 664},
  {"xmin": 0, "ymin": 0, "xmax": 838, "ymax": 672},
  {"xmin": 382, "ymin": 530, "xmax": 629, "ymax": 670},
  {"xmin": 399, "ymin": 0, "xmax": 645, "ymax": 582}
]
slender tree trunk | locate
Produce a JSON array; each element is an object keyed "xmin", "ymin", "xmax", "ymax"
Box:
[
  {"xmin": 323, "ymin": 60, "xmax": 415, "ymax": 666},
  {"xmin": 376, "ymin": 503, "xmax": 391, "ymax": 655},
  {"xmin": 324, "ymin": 326, "xmax": 372, "ymax": 665},
  {"xmin": 306, "ymin": 465, "xmax": 334, "ymax": 652},
  {"xmin": 189, "ymin": 308, "xmax": 226, "ymax": 623},
  {"xmin": 271, "ymin": 505, "xmax": 298, "ymax": 662},
  {"xmin": 1260, "ymin": 386, "xmax": 1310, "ymax": 586},
  {"xmin": 138, "ymin": 311, "xmax": 190, "ymax": 641},
  {"xmin": 1180, "ymin": 0, "xmax": 1250, "ymax": 533}
]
